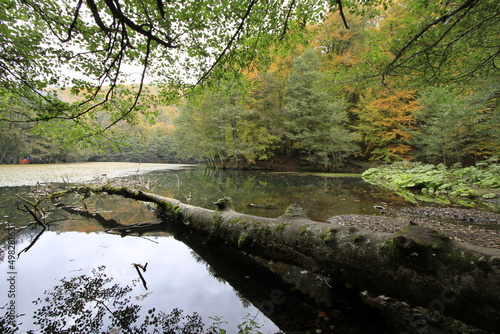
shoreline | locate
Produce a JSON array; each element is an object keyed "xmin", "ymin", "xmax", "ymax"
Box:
[
  {"xmin": 328, "ymin": 206, "xmax": 500, "ymax": 249},
  {"xmin": 0, "ymin": 162, "xmax": 194, "ymax": 187}
]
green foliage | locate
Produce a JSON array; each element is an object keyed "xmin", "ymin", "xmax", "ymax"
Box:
[
  {"xmin": 0, "ymin": 0, "xmax": 327, "ymax": 136},
  {"xmin": 237, "ymin": 314, "xmax": 264, "ymax": 334},
  {"xmin": 283, "ymin": 48, "xmax": 359, "ymax": 170},
  {"xmin": 1, "ymin": 0, "xmax": 498, "ymax": 169},
  {"xmin": 411, "ymin": 85, "xmax": 500, "ymax": 165},
  {"xmin": 362, "ymin": 157, "xmax": 500, "ymax": 205},
  {"xmin": 378, "ymin": 0, "xmax": 500, "ymax": 85},
  {"xmin": 208, "ymin": 316, "xmax": 229, "ymax": 334},
  {"xmin": 174, "ymin": 79, "xmax": 280, "ymax": 166},
  {"xmin": 208, "ymin": 314, "xmax": 265, "ymax": 334}
]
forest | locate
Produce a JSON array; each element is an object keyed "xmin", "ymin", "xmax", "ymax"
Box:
[
  {"xmin": 0, "ymin": 0, "xmax": 498, "ymax": 171},
  {"xmin": 1, "ymin": 2, "xmax": 499, "ymax": 332}
]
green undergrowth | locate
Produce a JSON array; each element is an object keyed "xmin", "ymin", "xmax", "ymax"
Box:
[{"xmin": 362, "ymin": 157, "xmax": 500, "ymax": 207}]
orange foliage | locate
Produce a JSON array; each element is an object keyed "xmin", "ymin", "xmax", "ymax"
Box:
[{"xmin": 355, "ymin": 89, "xmax": 418, "ymax": 161}]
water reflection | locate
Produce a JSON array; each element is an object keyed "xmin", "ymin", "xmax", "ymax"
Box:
[
  {"xmin": 0, "ymin": 166, "xmax": 444, "ymax": 333},
  {"xmin": 1, "ymin": 215, "xmax": 391, "ymax": 333},
  {"xmin": 0, "ymin": 231, "xmax": 279, "ymax": 332},
  {"xmin": 125, "ymin": 168, "xmax": 412, "ymax": 222}
]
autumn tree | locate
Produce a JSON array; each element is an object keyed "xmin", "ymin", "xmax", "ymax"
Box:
[
  {"xmin": 1, "ymin": 0, "xmax": 497, "ymax": 166},
  {"xmin": 353, "ymin": 89, "xmax": 417, "ymax": 162},
  {"xmin": 245, "ymin": 71, "xmax": 287, "ymax": 157},
  {"xmin": 1, "ymin": 0, "xmax": 496, "ymax": 125}
]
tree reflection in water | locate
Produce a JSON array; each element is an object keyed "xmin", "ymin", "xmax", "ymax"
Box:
[{"xmin": 1, "ymin": 266, "xmax": 266, "ymax": 334}]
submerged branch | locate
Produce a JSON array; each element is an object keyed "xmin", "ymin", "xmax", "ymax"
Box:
[
  {"xmin": 17, "ymin": 225, "xmax": 46, "ymax": 258},
  {"xmin": 16, "ymin": 204, "xmax": 47, "ymax": 257}
]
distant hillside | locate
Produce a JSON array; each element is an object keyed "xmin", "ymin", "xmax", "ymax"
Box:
[
  {"xmin": 50, "ymin": 84, "xmax": 163, "ymax": 103},
  {"xmin": 48, "ymin": 84, "xmax": 179, "ymax": 121}
]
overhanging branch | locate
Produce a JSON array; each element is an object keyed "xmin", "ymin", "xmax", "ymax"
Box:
[
  {"xmin": 383, "ymin": 0, "xmax": 479, "ymax": 76},
  {"xmin": 195, "ymin": 0, "xmax": 258, "ymax": 86},
  {"xmin": 101, "ymin": 0, "xmax": 177, "ymax": 48},
  {"xmin": 335, "ymin": 0, "xmax": 349, "ymax": 29}
]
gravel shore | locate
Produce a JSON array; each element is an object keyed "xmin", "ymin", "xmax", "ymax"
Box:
[{"xmin": 327, "ymin": 206, "xmax": 500, "ymax": 249}]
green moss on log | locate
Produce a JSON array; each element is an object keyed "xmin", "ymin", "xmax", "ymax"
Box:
[
  {"xmin": 230, "ymin": 218, "xmax": 246, "ymax": 225},
  {"xmin": 378, "ymin": 224, "xmax": 486, "ymax": 273},
  {"xmin": 213, "ymin": 197, "xmax": 235, "ymax": 211},
  {"xmin": 275, "ymin": 223, "xmax": 286, "ymax": 232},
  {"xmin": 212, "ymin": 213, "xmax": 223, "ymax": 234},
  {"xmin": 320, "ymin": 228, "xmax": 338, "ymax": 242},
  {"xmin": 237, "ymin": 235, "xmax": 248, "ymax": 248},
  {"xmin": 351, "ymin": 234, "xmax": 364, "ymax": 243}
]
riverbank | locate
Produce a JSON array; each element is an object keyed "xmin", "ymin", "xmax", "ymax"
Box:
[{"xmin": 328, "ymin": 206, "xmax": 499, "ymax": 249}]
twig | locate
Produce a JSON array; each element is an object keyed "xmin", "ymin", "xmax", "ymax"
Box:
[
  {"xmin": 133, "ymin": 263, "xmax": 148, "ymax": 290},
  {"xmin": 18, "ymin": 225, "xmax": 46, "ymax": 258},
  {"xmin": 138, "ymin": 236, "xmax": 159, "ymax": 244},
  {"xmin": 95, "ymin": 299, "xmax": 135, "ymax": 334},
  {"xmin": 23, "ymin": 204, "xmax": 47, "ymax": 229}
]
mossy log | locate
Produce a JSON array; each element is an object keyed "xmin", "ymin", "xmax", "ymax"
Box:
[{"xmin": 74, "ymin": 185, "xmax": 500, "ymax": 331}]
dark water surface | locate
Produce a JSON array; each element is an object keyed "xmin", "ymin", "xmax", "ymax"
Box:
[
  {"xmin": 0, "ymin": 164, "xmax": 441, "ymax": 333},
  {"xmin": 137, "ymin": 167, "xmax": 412, "ymax": 221}
]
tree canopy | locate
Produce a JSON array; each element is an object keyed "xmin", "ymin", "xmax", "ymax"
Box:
[
  {"xmin": 1, "ymin": 0, "xmax": 326, "ymax": 128},
  {"xmin": 0, "ymin": 0, "xmax": 498, "ymax": 167}
]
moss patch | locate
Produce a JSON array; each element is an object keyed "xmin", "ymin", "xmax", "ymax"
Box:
[
  {"xmin": 275, "ymin": 223, "xmax": 286, "ymax": 232},
  {"xmin": 212, "ymin": 213, "xmax": 223, "ymax": 234},
  {"xmin": 351, "ymin": 234, "xmax": 364, "ymax": 243},
  {"xmin": 320, "ymin": 228, "xmax": 338, "ymax": 242},
  {"xmin": 229, "ymin": 218, "xmax": 246, "ymax": 225},
  {"xmin": 379, "ymin": 224, "xmax": 482, "ymax": 273},
  {"xmin": 237, "ymin": 235, "xmax": 247, "ymax": 248}
]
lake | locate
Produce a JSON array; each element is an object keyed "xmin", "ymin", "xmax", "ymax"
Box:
[{"xmin": 0, "ymin": 162, "xmax": 481, "ymax": 333}]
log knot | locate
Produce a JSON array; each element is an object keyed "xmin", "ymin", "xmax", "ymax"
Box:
[
  {"xmin": 382, "ymin": 223, "xmax": 456, "ymax": 274},
  {"xmin": 213, "ymin": 197, "xmax": 235, "ymax": 211},
  {"xmin": 281, "ymin": 203, "xmax": 307, "ymax": 219}
]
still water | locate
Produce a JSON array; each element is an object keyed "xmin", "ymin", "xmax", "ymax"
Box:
[{"xmin": 0, "ymin": 163, "xmax": 419, "ymax": 333}]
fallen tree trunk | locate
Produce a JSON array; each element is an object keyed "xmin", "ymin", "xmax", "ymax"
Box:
[{"xmin": 51, "ymin": 185, "xmax": 500, "ymax": 331}]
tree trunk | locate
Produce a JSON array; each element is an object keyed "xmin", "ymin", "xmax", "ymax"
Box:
[{"xmin": 60, "ymin": 185, "xmax": 500, "ymax": 331}]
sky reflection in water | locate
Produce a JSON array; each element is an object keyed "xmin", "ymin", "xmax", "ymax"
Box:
[
  {"xmin": 0, "ymin": 231, "xmax": 279, "ymax": 332},
  {"xmin": 0, "ymin": 163, "xmax": 417, "ymax": 333}
]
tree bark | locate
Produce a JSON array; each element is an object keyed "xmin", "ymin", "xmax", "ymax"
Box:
[{"xmin": 62, "ymin": 185, "xmax": 500, "ymax": 331}]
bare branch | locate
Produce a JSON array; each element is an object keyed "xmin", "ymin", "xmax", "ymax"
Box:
[
  {"xmin": 85, "ymin": 0, "xmax": 115, "ymax": 34},
  {"xmin": 335, "ymin": 0, "xmax": 349, "ymax": 29},
  {"xmin": 156, "ymin": 0, "xmax": 166, "ymax": 19},
  {"xmin": 133, "ymin": 263, "xmax": 148, "ymax": 290},
  {"xmin": 280, "ymin": 0, "xmax": 297, "ymax": 40},
  {"xmin": 101, "ymin": 38, "xmax": 151, "ymax": 132}
]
